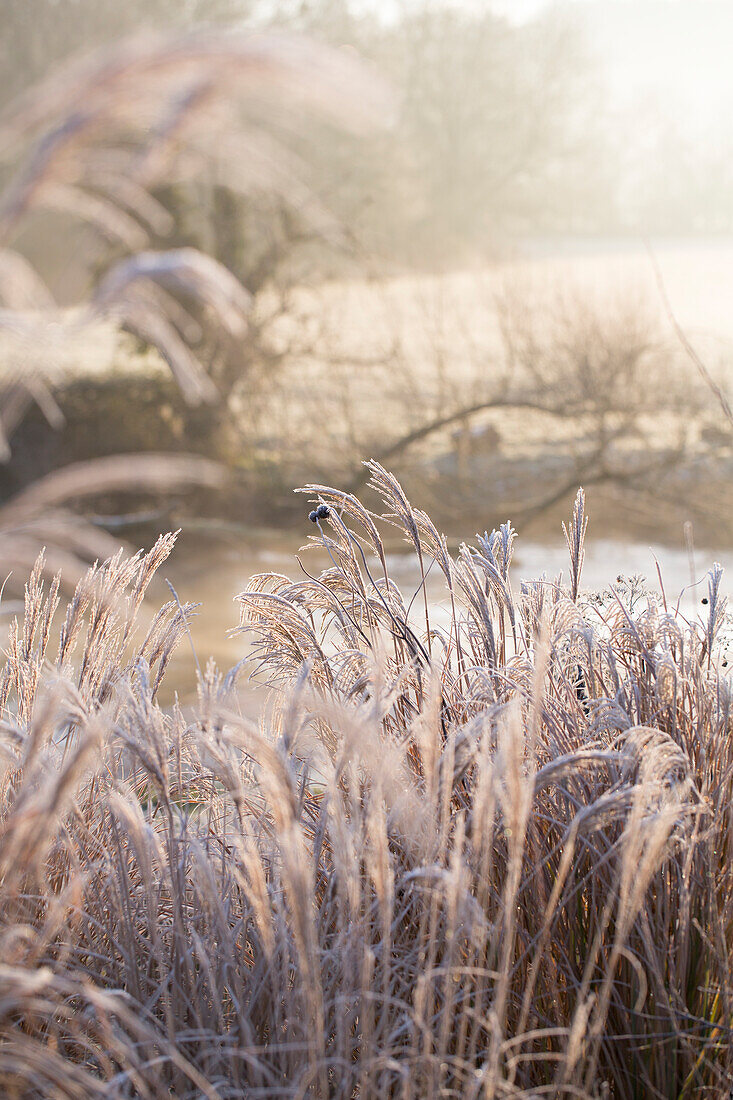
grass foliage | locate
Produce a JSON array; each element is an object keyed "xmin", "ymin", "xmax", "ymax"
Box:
[{"xmin": 0, "ymin": 464, "xmax": 731, "ymax": 1098}]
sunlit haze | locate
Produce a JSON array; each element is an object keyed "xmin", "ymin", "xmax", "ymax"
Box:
[{"xmin": 2, "ymin": 1, "xmax": 733, "ymax": 1092}]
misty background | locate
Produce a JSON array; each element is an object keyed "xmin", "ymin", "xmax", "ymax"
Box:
[
  {"xmin": 2, "ymin": 0, "xmax": 733, "ymax": 680},
  {"xmin": 6, "ymin": 1, "xmax": 733, "ymax": 247}
]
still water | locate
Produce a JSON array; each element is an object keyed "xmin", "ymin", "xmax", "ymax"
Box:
[{"xmin": 160, "ymin": 528, "xmax": 733, "ymax": 708}]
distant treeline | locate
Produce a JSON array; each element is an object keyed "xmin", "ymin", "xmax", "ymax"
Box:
[{"xmin": 3, "ymin": 0, "xmax": 733, "ymax": 282}]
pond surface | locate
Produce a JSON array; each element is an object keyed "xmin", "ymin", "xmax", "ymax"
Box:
[{"xmin": 159, "ymin": 527, "xmax": 733, "ymax": 709}]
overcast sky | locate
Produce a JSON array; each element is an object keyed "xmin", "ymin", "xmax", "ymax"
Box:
[
  {"xmin": 489, "ymin": 0, "xmax": 727, "ymax": 20},
  {"xmin": 362, "ymin": 0, "xmax": 733, "ymax": 141},
  {"xmin": 501, "ymin": 1, "xmax": 733, "ymax": 143}
]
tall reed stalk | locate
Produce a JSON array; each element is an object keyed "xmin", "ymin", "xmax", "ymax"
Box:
[{"xmin": 0, "ymin": 465, "xmax": 730, "ymax": 1098}]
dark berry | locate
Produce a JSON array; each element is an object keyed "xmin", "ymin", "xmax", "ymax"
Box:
[
  {"xmin": 702, "ymin": 597, "xmax": 708, "ymax": 605},
  {"xmin": 308, "ymin": 510, "xmax": 318, "ymax": 523},
  {"xmin": 316, "ymin": 504, "xmax": 330, "ymax": 520}
]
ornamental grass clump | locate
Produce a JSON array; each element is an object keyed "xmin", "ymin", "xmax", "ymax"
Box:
[{"xmin": 0, "ymin": 464, "xmax": 731, "ymax": 1098}]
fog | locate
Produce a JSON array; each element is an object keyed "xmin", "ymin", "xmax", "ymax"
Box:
[
  {"xmin": 1, "ymin": 0, "xmax": 733, "ymax": 667},
  {"xmin": 3, "ymin": 6, "xmax": 733, "ymax": 1093}
]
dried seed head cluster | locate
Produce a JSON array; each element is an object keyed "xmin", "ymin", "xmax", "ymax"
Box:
[{"xmin": 0, "ymin": 471, "xmax": 730, "ymax": 1098}]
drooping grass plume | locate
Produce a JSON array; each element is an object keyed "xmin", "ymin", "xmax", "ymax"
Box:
[
  {"xmin": 0, "ymin": 29, "xmax": 390, "ymax": 443},
  {"xmin": 0, "ymin": 452, "xmax": 224, "ymax": 586}
]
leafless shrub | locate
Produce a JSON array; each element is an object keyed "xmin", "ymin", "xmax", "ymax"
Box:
[
  {"xmin": 0, "ymin": 470, "xmax": 729, "ymax": 1096},
  {"xmin": 301, "ymin": 275, "xmax": 726, "ymax": 539}
]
